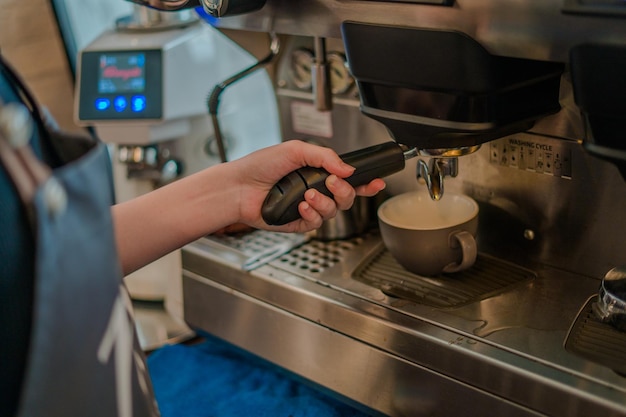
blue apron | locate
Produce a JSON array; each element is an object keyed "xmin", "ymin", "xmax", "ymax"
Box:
[{"xmin": 0, "ymin": 56, "xmax": 160, "ymax": 417}]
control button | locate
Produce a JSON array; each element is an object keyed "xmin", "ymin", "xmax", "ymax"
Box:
[
  {"xmin": 328, "ymin": 52, "xmax": 354, "ymax": 94},
  {"xmin": 290, "ymin": 48, "xmax": 314, "ymax": 90},
  {"xmin": 95, "ymin": 98, "xmax": 111, "ymax": 111},
  {"xmin": 114, "ymin": 96, "xmax": 127, "ymax": 112},
  {"xmin": 131, "ymin": 95, "xmax": 147, "ymax": 112}
]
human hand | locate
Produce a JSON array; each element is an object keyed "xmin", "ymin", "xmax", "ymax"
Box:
[{"xmin": 229, "ymin": 140, "xmax": 386, "ymax": 233}]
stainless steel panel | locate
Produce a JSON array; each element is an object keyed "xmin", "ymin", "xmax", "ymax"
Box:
[
  {"xmin": 182, "ymin": 237, "xmax": 626, "ymax": 416},
  {"xmin": 211, "ymin": 0, "xmax": 626, "ymax": 62},
  {"xmin": 183, "ymin": 273, "xmax": 542, "ymax": 417}
]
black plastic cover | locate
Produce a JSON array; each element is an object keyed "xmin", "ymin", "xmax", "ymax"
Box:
[{"xmin": 341, "ymin": 22, "xmax": 564, "ymax": 150}]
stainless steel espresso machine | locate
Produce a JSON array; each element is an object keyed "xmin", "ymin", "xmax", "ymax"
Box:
[{"xmin": 176, "ymin": 1, "xmax": 626, "ymax": 415}]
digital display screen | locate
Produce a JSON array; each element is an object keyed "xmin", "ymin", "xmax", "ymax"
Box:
[
  {"xmin": 78, "ymin": 49, "xmax": 162, "ymax": 121},
  {"xmin": 98, "ymin": 52, "xmax": 146, "ymax": 94}
]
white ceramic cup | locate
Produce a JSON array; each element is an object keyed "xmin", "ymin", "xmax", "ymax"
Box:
[{"xmin": 377, "ymin": 191, "xmax": 479, "ymax": 276}]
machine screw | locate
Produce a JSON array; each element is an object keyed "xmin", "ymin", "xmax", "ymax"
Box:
[{"xmin": 523, "ymin": 229, "xmax": 535, "ymax": 240}]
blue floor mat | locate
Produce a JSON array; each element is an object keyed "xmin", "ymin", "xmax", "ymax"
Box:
[{"xmin": 147, "ymin": 334, "xmax": 372, "ymax": 417}]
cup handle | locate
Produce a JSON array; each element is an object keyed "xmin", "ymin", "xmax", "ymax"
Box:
[{"xmin": 443, "ymin": 230, "xmax": 477, "ymax": 273}]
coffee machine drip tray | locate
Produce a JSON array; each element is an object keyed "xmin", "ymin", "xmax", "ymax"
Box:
[
  {"xmin": 354, "ymin": 249, "xmax": 535, "ymax": 308},
  {"xmin": 565, "ymin": 297, "xmax": 626, "ymax": 376}
]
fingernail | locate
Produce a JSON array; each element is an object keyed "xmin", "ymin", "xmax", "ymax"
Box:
[
  {"xmin": 305, "ymin": 189, "xmax": 316, "ymax": 201},
  {"xmin": 342, "ymin": 162, "xmax": 355, "ymax": 172}
]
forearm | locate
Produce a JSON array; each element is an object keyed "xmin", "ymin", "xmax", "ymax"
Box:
[{"xmin": 112, "ymin": 162, "xmax": 240, "ymax": 275}]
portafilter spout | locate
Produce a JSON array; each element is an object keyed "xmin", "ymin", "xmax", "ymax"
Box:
[{"xmin": 416, "ymin": 145, "xmax": 481, "ymax": 200}]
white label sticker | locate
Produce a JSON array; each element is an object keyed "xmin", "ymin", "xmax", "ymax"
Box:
[
  {"xmin": 290, "ymin": 101, "xmax": 333, "ymax": 138},
  {"xmin": 490, "ymin": 137, "xmax": 572, "ymax": 178}
]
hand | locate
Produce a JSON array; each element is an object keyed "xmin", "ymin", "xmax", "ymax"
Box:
[
  {"xmin": 230, "ymin": 140, "xmax": 386, "ymax": 233},
  {"xmin": 112, "ymin": 140, "xmax": 386, "ymax": 273}
]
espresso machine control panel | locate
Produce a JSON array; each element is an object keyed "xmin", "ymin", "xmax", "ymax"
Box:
[{"xmin": 77, "ymin": 49, "xmax": 163, "ymax": 121}]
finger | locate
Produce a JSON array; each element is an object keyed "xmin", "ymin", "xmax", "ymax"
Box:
[
  {"xmin": 290, "ymin": 141, "xmax": 355, "ymax": 178},
  {"xmin": 297, "ymin": 200, "xmax": 324, "ymax": 228},
  {"xmin": 355, "ymin": 178, "xmax": 386, "ymax": 197},
  {"xmin": 325, "ymin": 175, "xmax": 355, "ymax": 211},
  {"xmin": 323, "ymin": 158, "xmax": 355, "ymax": 179},
  {"xmin": 304, "ymin": 188, "xmax": 338, "ymax": 220}
]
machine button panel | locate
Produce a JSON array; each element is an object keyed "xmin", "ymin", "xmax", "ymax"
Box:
[
  {"xmin": 490, "ymin": 135, "xmax": 573, "ymax": 179},
  {"xmin": 78, "ymin": 49, "xmax": 163, "ymax": 121}
]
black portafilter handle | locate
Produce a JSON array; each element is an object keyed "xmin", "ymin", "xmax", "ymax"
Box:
[{"xmin": 261, "ymin": 141, "xmax": 412, "ymax": 225}]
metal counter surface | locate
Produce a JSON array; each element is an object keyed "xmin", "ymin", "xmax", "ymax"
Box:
[{"xmin": 181, "ymin": 233, "xmax": 626, "ymax": 417}]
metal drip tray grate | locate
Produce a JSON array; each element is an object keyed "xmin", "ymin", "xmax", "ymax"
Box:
[
  {"xmin": 203, "ymin": 230, "xmax": 369, "ymax": 276},
  {"xmin": 275, "ymin": 237, "xmax": 367, "ymax": 275},
  {"xmin": 353, "ymin": 249, "xmax": 536, "ymax": 308},
  {"xmin": 207, "ymin": 230, "xmax": 307, "ymax": 255},
  {"xmin": 565, "ymin": 297, "xmax": 626, "ymax": 376}
]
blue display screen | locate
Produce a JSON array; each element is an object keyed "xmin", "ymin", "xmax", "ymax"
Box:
[
  {"xmin": 98, "ymin": 52, "xmax": 146, "ymax": 94},
  {"xmin": 79, "ymin": 49, "xmax": 162, "ymax": 121}
]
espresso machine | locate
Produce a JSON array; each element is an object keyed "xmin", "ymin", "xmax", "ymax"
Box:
[{"xmin": 174, "ymin": 0, "xmax": 626, "ymax": 415}]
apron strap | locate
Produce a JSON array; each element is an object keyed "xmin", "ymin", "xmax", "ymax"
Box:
[
  {"xmin": 0, "ymin": 53, "xmax": 54, "ymax": 216},
  {"xmin": 0, "ymin": 102, "xmax": 51, "ymax": 222}
]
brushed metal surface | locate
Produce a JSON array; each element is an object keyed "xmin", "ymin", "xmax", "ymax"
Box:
[
  {"xmin": 184, "ymin": 272, "xmax": 543, "ymax": 417},
  {"xmin": 210, "ymin": 0, "xmax": 626, "ymax": 62},
  {"xmin": 182, "ymin": 236, "xmax": 626, "ymax": 416}
]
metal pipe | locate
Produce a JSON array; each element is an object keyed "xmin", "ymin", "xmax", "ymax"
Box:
[
  {"xmin": 311, "ymin": 37, "xmax": 332, "ymax": 112},
  {"xmin": 206, "ymin": 32, "xmax": 280, "ymax": 162}
]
